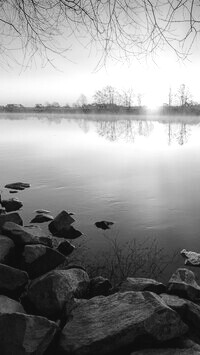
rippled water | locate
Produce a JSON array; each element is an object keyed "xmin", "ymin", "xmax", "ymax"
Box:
[{"xmin": 1, "ymin": 113, "xmax": 200, "ymax": 281}]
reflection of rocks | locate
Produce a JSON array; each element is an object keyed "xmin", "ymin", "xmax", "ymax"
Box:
[
  {"xmin": 95, "ymin": 221, "xmax": 114, "ymax": 230},
  {"xmin": 4, "ymin": 182, "xmax": 30, "ymax": 190},
  {"xmin": 1, "ymin": 198, "xmax": 23, "ymax": 212}
]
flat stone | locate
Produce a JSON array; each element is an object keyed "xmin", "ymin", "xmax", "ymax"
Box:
[
  {"xmin": 167, "ymin": 268, "xmax": 200, "ymax": 301},
  {"xmin": 30, "ymin": 214, "xmax": 54, "ymax": 223},
  {"xmin": 95, "ymin": 220, "xmax": 114, "ymax": 230},
  {"xmin": 181, "ymin": 249, "xmax": 200, "ymax": 267},
  {"xmin": 0, "ymin": 295, "xmax": 26, "ymax": 314},
  {"xmin": 0, "ymin": 312, "xmax": 58, "ymax": 355},
  {"xmin": 90, "ymin": 276, "xmax": 112, "ymax": 297},
  {"xmin": 0, "ymin": 263, "xmax": 29, "ymax": 297},
  {"xmin": 2, "ymin": 222, "xmax": 52, "ymax": 246},
  {"xmin": 59, "ymin": 291, "xmax": 188, "ymax": 355},
  {"xmin": 4, "ymin": 182, "xmax": 30, "ymax": 190},
  {"xmin": 22, "ymin": 244, "xmax": 66, "ymax": 278},
  {"xmin": 35, "ymin": 209, "xmax": 51, "ymax": 214},
  {"xmin": 51, "ymin": 236, "xmax": 75, "ymax": 256},
  {"xmin": 120, "ymin": 277, "xmax": 166, "ymax": 294},
  {"xmin": 1, "ymin": 198, "xmax": 23, "ymax": 212},
  {"xmin": 27, "ymin": 268, "xmax": 90, "ymax": 318},
  {"xmin": 48, "ymin": 210, "xmax": 75, "ymax": 237},
  {"xmin": 0, "ymin": 213, "xmax": 23, "ymax": 231},
  {"xmin": 0, "ymin": 235, "xmax": 15, "ymax": 265}
]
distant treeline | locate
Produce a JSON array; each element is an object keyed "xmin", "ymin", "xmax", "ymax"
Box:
[{"xmin": 1, "ymin": 103, "xmax": 200, "ymax": 116}]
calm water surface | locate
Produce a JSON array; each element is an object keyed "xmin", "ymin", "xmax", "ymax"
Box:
[{"xmin": 1, "ymin": 113, "xmax": 200, "ymax": 280}]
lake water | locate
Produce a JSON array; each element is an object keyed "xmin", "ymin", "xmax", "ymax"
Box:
[{"xmin": 1, "ymin": 113, "xmax": 200, "ymax": 282}]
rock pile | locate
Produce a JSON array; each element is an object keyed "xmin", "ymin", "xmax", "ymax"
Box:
[{"xmin": 0, "ymin": 182, "xmax": 200, "ymax": 354}]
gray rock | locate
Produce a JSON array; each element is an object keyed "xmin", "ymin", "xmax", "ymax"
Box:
[
  {"xmin": 59, "ymin": 291, "xmax": 188, "ymax": 355},
  {"xmin": 0, "ymin": 235, "xmax": 15, "ymax": 265},
  {"xmin": 120, "ymin": 277, "xmax": 166, "ymax": 294},
  {"xmin": 1, "ymin": 198, "xmax": 23, "ymax": 212},
  {"xmin": 161, "ymin": 293, "xmax": 200, "ymax": 330},
  {"xmin": 2, "ymin": 222, "xmax": 52, "ymax": 247},
  {"xmin": 27, "ymin": 268, "xmax": 90, "ymax": 318},
  {"xmin": 0, "ymin": 212, "xmax": 23, "ymax": 231},
  {"xmin": 30, "ymin": 214, "xmax": 54, "ymax": 223},
  {"xmin": 0, "ymin": 312, "xmax": 58, "ymax": 354},
  {"xmin": 0, "ymin": 263, "xmax": 29, "ymax": 297},
  {"xmin": 51, "ymin": 236, "xmax": 75, "ymax": 256},
  {"xmin": 168, "ymin": 268, "xmax": 200, "ymax": 301},
  {"xmin": 4, "ymin": 182, "xmax": 30, "ymax": 190},
  {"xmin": 181, "ymin": 249, "xmax": 200, "ymax": 267},
  {"xmin": 22, "ymin": 244, "xmax": 66, "ymax": 278},
  {"xmin": 0, "ymin": 295, "xmax": 26, "ymax": 314},
  {"xmin": 90, "ymin": 276, "xmax": 112, "ymax": 297},
  {"xmin": 48, "ymin": 210, "xmax": 75, "ymax": 237}
]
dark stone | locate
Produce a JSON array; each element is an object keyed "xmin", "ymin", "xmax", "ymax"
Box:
[
  {"xmin": 90, "ymin": 276, "xmax": 112, "ymax": 297},
  {"xmin": 0, "ymin": 208, "xmax": 6, "ymax": 215},
  {"xmin": 4, "ymin": 182, "xmax": 30, "ymax": 190},
  {"xmin": 0, "ymin": 295, "xmax": 26, "ymax": 314},
  {"xmin": 48, "ymin": 210, "xmax": 75, "ymax": 237},
  {"xmin": 120, "ymin": 277, "xmax": 166, "ymax": 294},
  {"xmin": 51, "ymin": 236, "xmax": 75, "ymax": 256},
  {"xmin": 167, "ymin": 268, "xmax": 200, "ymax": 301},
  {"xmin": 63, "ymin": 225, "xmax": 82, "ymax": 239},
  {"xmin": 21, "ymin": 244, "xmax": 66, "ymax": 278},
  {"xmin": 0, "ymin": 213, "xmax": 23, "ymax": 232},
  {"xmin": 9, "ymin": 190, "xmax": 18, "ymax": 194},
  {"xmin": 27, "ymin": 268, "xmax": 90, "ymax": 318},
  {"xmin": 95, "ymin": 220, "xmax": 114, "ymax": 230},
  {"xmin": 2, "ymin": 222, "xmax": 52, "ymax": 247},
  {"xmin": 131, "ymin": 338, "xmax": 200, "ymax": 354},
  {"xmin": 0, "ymin": 263, "xmax": 29, "ymax": 297},
  {"xmin": 0, "ymin": 235, "xmax": 15, "ymax": 265},
  {"xmin": 30, "ymin": 214, "xmax": 54, "ymax": 223},
  {"xmin": 0, "ymin": 312, "xmax": 58, "ymax": 355},
  {"xmin": 59, "ymin": 291, "xmax": 188, "ymax": 355},
  {"xmin": 1, "ymin": 198, "xmax": 23, "ymax": 212}
]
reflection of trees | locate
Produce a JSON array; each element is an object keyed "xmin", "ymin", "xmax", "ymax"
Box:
[
  {"xmin": 166, "ymin": 123, "xmax": 191, "ymax": 146},
  {"xmin": 95, "ymin": 120, "xmax": 154, "ymax": 142}
]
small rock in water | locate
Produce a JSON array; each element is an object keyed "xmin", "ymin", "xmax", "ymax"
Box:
[
  {"xmin": 64, "ymin": 226, "xmax": 82, "ymax": 239},
  {"xmin": 4, "ymin": 182, "xmax": 30, "ymax": 190},
  {"xmin": 48, "ymin": 210, "xmax": 75, "ymax": 237},
  {"xmin": 9, "ymin": 190, "xmax": 18, "ymax": 194},
  {"xmin": 30, "ymin": 214, "xmax": 54, "ymax": 223},
  {"xmin": 95, "ymin": 220, "xmax": 114, "ymax": 230},
  {"xmin": 1, "ymin": 198, "xmax": 23, "ymax": 212},
  {"xmin": 35, "ymin": 209, "xmax": 51, "ymax": 214}
]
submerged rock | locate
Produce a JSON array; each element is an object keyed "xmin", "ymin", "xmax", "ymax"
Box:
[
  {"xmin": 181, "ymin": 249, "xmax": 200, "ymax": 267},
  {"xmin": 167, "ymin": 268, "xmax": 200, "ymax": 301},
  {"xmin": 95, "ymin": 220, "xmax": 114, "ymax": 230},
  {"xmin": 0, "ymin": 213, "xmax": 23, "ymax": 231},
  {"xmin": 0, "ymin": 263, "xmax": 29, "ymax": 297},
  {"xmin": 27, "ymin": 268, "xmax": 90, "ymax": 318},
  {"xmin": 48, "ymin": 210, "xmax": 75, "ymax": 237},
  {"xmin": 0, "ymin": 235, "xmax": 15, "ymax": 265},
  {"xmin": 2, "ymin": 222, "xmax": 52, "ymax": 247},
  {"xmin": 30, "ymin": 214, "xmax": 54, "ymax": 223},
  {"xmin": 0, "ymin": 312, "xmax": 58, "ymax": 355},
  {"xmin": 1, "ymin": 198, "xmax": 23, "ymax": 212},
  {"xmin": 4, "ymin": 182, "xmax": 30, "ymax": 190},
  {"xmin": 120, "ymin": 277, "xmax": 166, "ymax": 294},
  {"xmin": 59, "ymin": 291, "xmax": 188, "ymax": 355},
  {"xmin": 21, "ymin": 244, "xmax": 66, "ymax": 278}
]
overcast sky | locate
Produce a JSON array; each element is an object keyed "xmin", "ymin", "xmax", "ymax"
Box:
[{"xmin": 1, "ymin": 13, "xmax": 200, "ymax": 108}]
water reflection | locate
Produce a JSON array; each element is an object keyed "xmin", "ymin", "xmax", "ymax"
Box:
[{"xmin": 167, "ymin": 123, "xmax": 191, "ymax": 146}]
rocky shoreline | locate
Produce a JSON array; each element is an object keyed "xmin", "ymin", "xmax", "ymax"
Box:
[{"xmin": 0, "ymin": 182, "xmax": 200, "ymax": 354}]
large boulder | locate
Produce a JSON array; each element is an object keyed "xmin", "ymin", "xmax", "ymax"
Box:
[
  {"xmin": 181, "ymin": 249, "xmax": 200, "ymax": 267},
  {"xmin": 0, "ymin": 312, "xmax": 58, "ymax": 354},
  {"xmin": 27, "ymin": 268, "xmax": 90, "ymax": 318},
  {"xmin": 4, "ymin": 182, "xmax": 30, "ymax": 190},
  {"xmin": 120, "ymin": 277, "xmax": 166, "ymax": 294},
  {"xmin": 21, "ymin": 244, "xmax": 66, "ymax": 278},
  {"xmin": 0, "ymin": 212, "xmax": 23, "ymax": 231},
  {"xmin": 59, "ymin": 291, "xmax": 188, "ymax": 355},
  {"xmin": 0, "ymin": 235, "xmax": 15, "ymax": 265},
  {"xmin": 1, "ymin": 198, "xmax": 23, "ymax": 212},
  {"xmin": 0, "ymin": 263, "xmax": 29, "ymax": 297},
  {"xmin": 51, "ymin": 236, "xmax": 75, "ymax": 256},
  {"xmin": 90, "ymin": 276, "xmax": 112, "ymax": 297},
  {"xmin": 0, "ymin": 295, "xmax": 26, "ymax": 314},
  {"xmin": 48, "ymin": 210, "xmax": 75, "ymax": 237},
  {"xmin": 167, "ymin": 268, "xmax": 200, "ymax": 301},
  {"xmin": 2, "ymin": 222, "xmax": 52, "ymax": 247}
]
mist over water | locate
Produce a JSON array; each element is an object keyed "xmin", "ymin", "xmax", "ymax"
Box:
[{"xmin": 1, "ymin": 113, "xmax": 200, "ymax": 281}]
